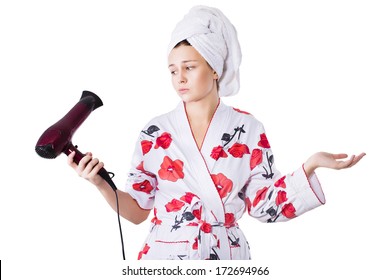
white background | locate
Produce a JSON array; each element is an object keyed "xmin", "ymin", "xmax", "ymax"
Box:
[{"xmin": 0, "ymin": 0, "xmax": 389, "ymax": 279}]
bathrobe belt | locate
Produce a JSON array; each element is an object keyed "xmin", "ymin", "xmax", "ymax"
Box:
[{"xmin": 152, "ymin": 198, "xmax": 237, "ymax": 260}]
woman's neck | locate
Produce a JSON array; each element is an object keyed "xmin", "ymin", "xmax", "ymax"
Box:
[{"xmin": 184, "ymin": 94, "xmax": 220, "ymax": 126}]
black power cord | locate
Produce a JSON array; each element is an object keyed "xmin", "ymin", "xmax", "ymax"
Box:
[
  {"xmin": 101, "ymin": 171, "xmax": 126, "ymax": 260},
  {"xmin": 114, "ymin": 188, "xmax": 126, "ymax": 260}
]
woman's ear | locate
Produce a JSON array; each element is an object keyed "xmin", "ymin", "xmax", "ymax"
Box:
[{"xmin": 213, "ymin": 71, "xmax": 219, "ymax": 80}]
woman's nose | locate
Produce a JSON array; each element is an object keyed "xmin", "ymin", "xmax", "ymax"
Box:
[{"xmin": 178, "ymin": 72, "xmax": 186, "ymax": 84}]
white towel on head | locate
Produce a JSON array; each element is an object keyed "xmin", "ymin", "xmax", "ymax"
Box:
[{"xmin": 168, "ymin": 5, "xmax": 242, "ymax": 97}]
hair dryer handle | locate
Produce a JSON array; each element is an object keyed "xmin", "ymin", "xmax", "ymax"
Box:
[{"xmin": 64, "ymin": 142, "xmax": 117, "ymax": 191}]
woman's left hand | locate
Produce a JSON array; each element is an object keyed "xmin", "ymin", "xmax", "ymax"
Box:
[{"xmin": 304, "ymin": 152, "xmax": 366, "ymax": 176}]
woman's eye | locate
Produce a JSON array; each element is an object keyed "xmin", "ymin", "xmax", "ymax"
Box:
[{"xmin": 186, "ymin": 66, "xmax": 194, "ymax": 71}]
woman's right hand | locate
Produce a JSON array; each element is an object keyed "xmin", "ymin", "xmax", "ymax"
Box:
[
  {"xmin": 67, "ymin": 151, "xmax": 105, "ymax": 186},
  {"xmin": 67, "ymin": 151, "xmax": 151, "ymax": 224}
]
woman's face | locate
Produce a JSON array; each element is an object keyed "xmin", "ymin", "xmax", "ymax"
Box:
[{"xmin": 168, "ymin": 45, "xmax": 218, "ymax": 103}]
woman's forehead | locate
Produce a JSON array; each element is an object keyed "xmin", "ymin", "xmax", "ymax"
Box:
[{"xmin": 168, "ymin": 45, "xmax": 205, "ymax": 66}]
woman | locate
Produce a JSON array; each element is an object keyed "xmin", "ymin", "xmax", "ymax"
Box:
[{"xmin": 68, "ymin": 6, "xmax": 365, "ymax": 260}]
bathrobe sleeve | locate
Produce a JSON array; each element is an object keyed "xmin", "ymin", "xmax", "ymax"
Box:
[
  {"xmin": 124, "ymin": 128, "xmax": 158, "ymax": 210},
  {"xmin": 244, "ymin": 122, "xmax": 325, "ymax": 223}
]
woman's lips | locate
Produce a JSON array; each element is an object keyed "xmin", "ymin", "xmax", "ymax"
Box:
[{"xmin": 178, "ymin": 88, "xmax": 189, "ymax": 94}]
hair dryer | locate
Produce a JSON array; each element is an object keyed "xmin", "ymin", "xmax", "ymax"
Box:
[
  {"xmin": 35, "ymin": 90, "xmax": 125, "ymax": 259},
  {"xmin": 35, "ymin": 90, "xmax": 116, "ymax": 190}
]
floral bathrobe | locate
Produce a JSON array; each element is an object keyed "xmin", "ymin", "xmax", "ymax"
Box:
[{"xmin": 125, "ymin": 100, "xmax": 325, "ymax": 260}]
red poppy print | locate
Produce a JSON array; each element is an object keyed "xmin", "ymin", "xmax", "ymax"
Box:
[
  {"xmin": 258, "ymin": 133, "xmax": 271, "ymax": 148},
  {"xmin": 233, "ymin": 107, "xmax": 251, "ymax": 115},
  {"xmin": 141, "ymin": 140, "xmax": 153, "ymax": 155},
  {"xmin": 281, "ymin": 203, "xmax": 296, "ymax": 219},
  {"xmin": 228, "ymin": 143, "xmax": 250, "ymax": 158},
  {"xmin": 274, "ymin": 176, "xmax": 286, "ymax": 188},
  {"xmin": 154, "ymin": 132, "xmax": 172, "ymax": 149},
  {"xmin": 136, "ymin": 161, "xmax": 144, "ymax": 171},
  {"xmin": 137, "ymin": 243, "xmax": 150, "ymax": 260},
  {"xmin": 180, "ymin": 192, "xmax": 199, "ymax": 204},
  {"xmin": 192, "ymin": 238, "xmax": 198, "ymax": 250},
  {"xmin": 192, "ymin": 209, "xmax": 201, "ymax": 220},
  {"xmin": 158, "ymin": 156, "xmax": 184, "ymax": 182},
  {"xmin": 151, "ymin": 208, "xmax": 162, "ymax": 225},
  {"xmin": 216, "ymin": 236, "xmax": 220, "ymax": 249},
  {"xmin": 211, "ymin": 173, "xmax": 233, "ymax": 199},
  {"xmin": 210, "ymin": 145, "xmax": 228, "ymax": 160},
  {"xmin": 276, "ymin": 191, "xmax": 287, "ymax": 206},
  {"xmin": 136, "ymin": 161, "xmax": 156, "ymax": 178},
  {"xmin": 250, "ymin": 148, "xmax": 263, "ymax": 170},
  {"xmin": 165, "ymin": 198, "xmax": 185, "ymax": 213},
  {"xmin": 253, "ymin": 186, "xmax": 269, "ymax": 207},
  {"xmin": 200, "ymin": 222, "xmax": 212, "ymax": 233},
  {"xmin": 225, "ymin": 213, "xmax": 235, "ymax": 225},
  {"xmin": 132, "ymin": 180, "xmax": 154, "ymax": 194}
]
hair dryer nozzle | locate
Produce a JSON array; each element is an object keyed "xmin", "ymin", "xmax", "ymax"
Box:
[
  {"xmin": 35, "ymin": 143, "xmax": 57, "ymax": 159},
  {"xmin": 81, "ymin": 90, "xmax": 103, "ymax": 110},
  {"xmin": 35, "ymin": 90, "xmax": 103, "ymax": 159}
]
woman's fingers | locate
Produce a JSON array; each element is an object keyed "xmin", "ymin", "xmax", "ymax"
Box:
[
  {"xmin": 335, "ymin": 152, "xmax": 366, "ymax": 169},
  {"xmin": 67, "ymin": 150, "xmax": 77, "ymax": 168},
  {"xmin": 348, "ymin": 152, "xmax": 366, "ymax": 168},
  {"xmin": 67, "ymin": 151, "xmax": 105, "ymax": 186},
  {"xmin": 75, "ymin": 154, "xmax": 90, "ymax": 174},
  {"xmin": 335, "ymin": 154, "xmax": 355, "ymax": 169},
  {"xmin": 82, "ymin": 158, "xmax": 101, "ymax": 178},
  {"xmin": 89, "ymin": 161, "xmax": 104, "ymax": 177},
  {"xmin": 332, "ymin": 153, "xmax": 349, "ymax": 160}
]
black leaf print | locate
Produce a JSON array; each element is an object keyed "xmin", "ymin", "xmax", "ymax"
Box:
[
  {"xmin": 266, "ymin": 206, "xmax": 277, "ymax": 217},
  {"xmin": 262, "ymin": 151, "xmax": 275, "ymax": 179},
  {"xmin": 171, "ymin": 207, "xmax": 193, "ymax": 231},
  {"xmin": 171, "ymin": 215, "xmax": 182, "ymax": 232},
  {"xmin": 228, "ymin": 233, "xmax": 240, "ymax": 247},
  {"xmin": 142, "ymin": 125, "xmax": 160, "ymax": 137},
  {"xmin": 262, "ymin": 171, "xmax": 273, "ymax": 179},
  {"xmin": 221, "ymin": 133, "xmax": 231, "ymax": 142},
  {"xmin": 171, "ymin": 212, "xmax": 185, "ymax": 232},
  {"xmin": 266, "ymin": 205, "xmax": 281, "ymax": 223},
  {"xmin": 221, "ymin": 124, "xmax": 246, "ymax": 147},
  {"xmin": 147, "ymin": 125, "xmax": 160, "ymax": 134},
  {"xmin": 209, "ymin": 248, "xmax": 220, "ymax": 260},
  {"xmin": 236, "ymin": 125, "xmax": 245, "ymax": 140},
  {"xmin": 269, "ymin": 155, "xmax": 274, "ymax": 165},
  {"xmin": 238, "ymin": 191, "xmax": 245, "ymax": 201},
  {"xmin": 182, "ymin": 211, "xmax": 195, "ymax": 221},
  {"xmin": 267, "ymin": 190, "xmax": 274, "ymax": 200}
]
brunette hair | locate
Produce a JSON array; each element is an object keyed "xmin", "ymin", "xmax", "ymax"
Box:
[{"xmin": 173, "ymin": 39, "xmax": 191, "ymax": 48}]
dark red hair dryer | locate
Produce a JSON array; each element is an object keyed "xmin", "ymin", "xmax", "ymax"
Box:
[
  {"xmin": 35, "ymin": 90, "xmax": 116, "ymax": 190},
  {"xmin": 35, "ymin": 90, "xmax": 125, "ymax": 259}
]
